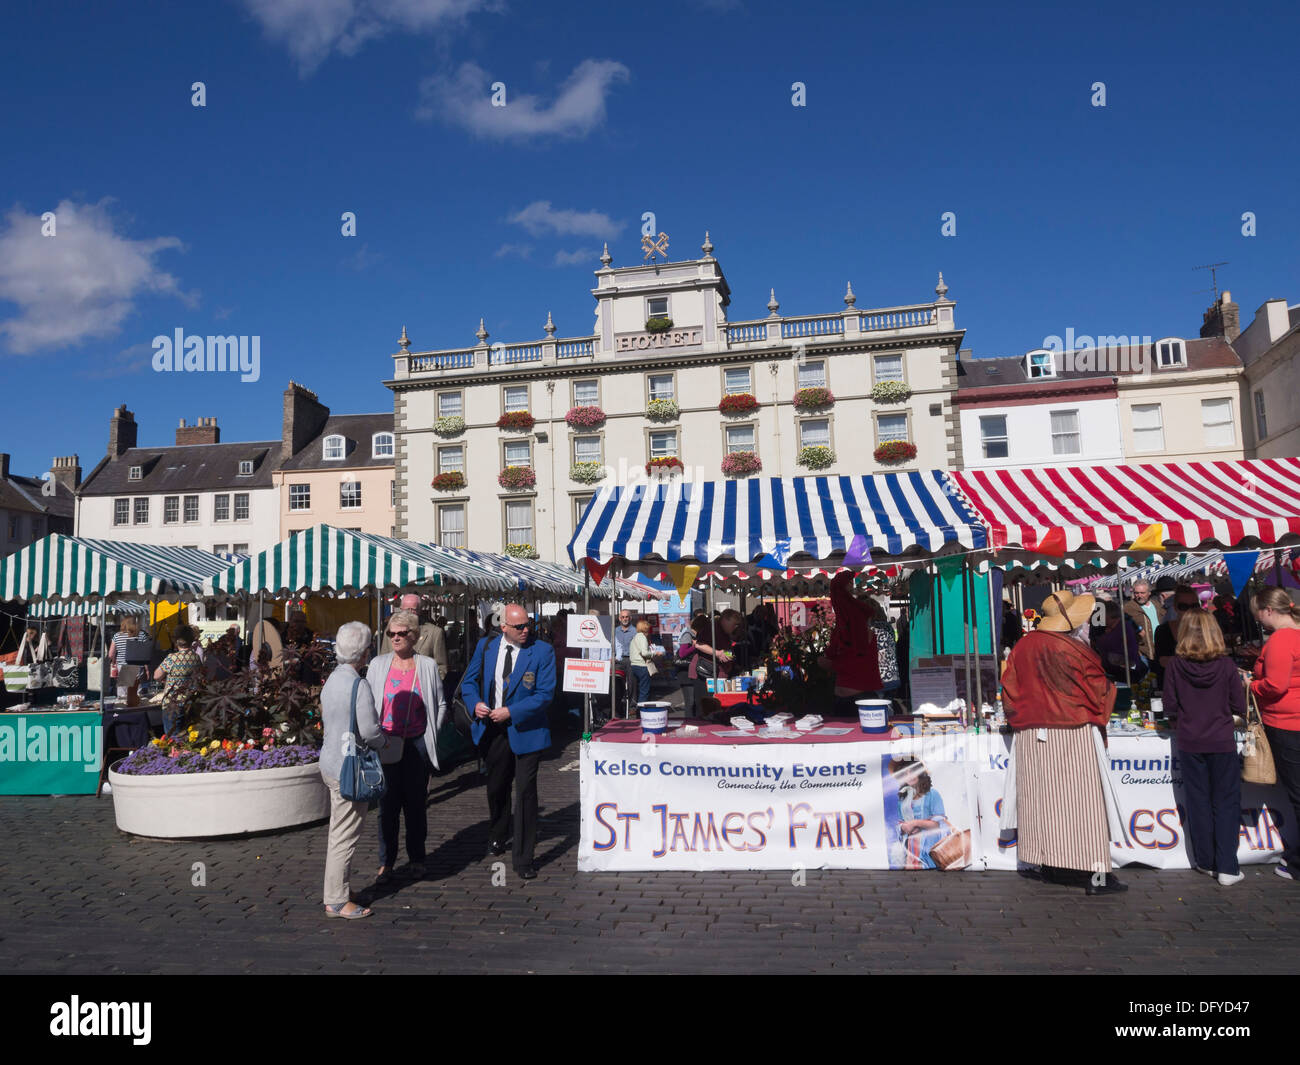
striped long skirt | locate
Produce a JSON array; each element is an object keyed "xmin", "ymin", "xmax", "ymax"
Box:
[{"xmin": 1015, "ymin": 725, "xmax": 1110, "ymax": 874}]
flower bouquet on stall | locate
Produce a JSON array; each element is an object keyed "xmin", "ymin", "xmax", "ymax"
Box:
[{"xmin": 758, "ymin": 608, "xmax": 836, "ymax": 718}]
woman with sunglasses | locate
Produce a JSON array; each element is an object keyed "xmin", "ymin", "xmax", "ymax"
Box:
[{"xmin": 366, "ymin": 607, "xmax": 447, "ymax": 884}]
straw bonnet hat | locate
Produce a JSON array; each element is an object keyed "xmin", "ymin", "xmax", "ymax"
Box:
[{"xmin": 1037, "ymin": 590, "xmax": 1096, "ymax": 633}]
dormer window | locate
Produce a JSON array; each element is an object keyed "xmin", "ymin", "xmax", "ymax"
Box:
[
  {"xmin": 1025, "ymin": 350, "xmax": 1055, "ymax": 379},
  {"xmin": 373, "ymin": 432, "xmax": 394, "ymax": 459},
  {"xmin": 238, "ymin": 460, "xmax": 254, "ymax": 476},
  {"xmin": 128, "ymin": 465, "xmax": 142, "ymax": 480},
  {"xmin": 1156, "ymin": 338, "xmax": 1186, "ymax": 368},
  {"xmin": 323, "ymin": 434, "xmax": 345, "ymax": 461}
]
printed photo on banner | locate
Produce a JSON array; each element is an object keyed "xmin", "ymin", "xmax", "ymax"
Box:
[{"xmin": 881, "ymin": 756, "xmax": 972, "ymax": 870}]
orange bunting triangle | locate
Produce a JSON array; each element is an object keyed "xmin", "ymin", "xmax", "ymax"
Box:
[
  {"xmin": 1030, "ymin": 528, "xmax": 1066, "ymax": 558},
  {"xmin": 1129, "ymin": 523, "xmax": 1165, "ymax": 553}
]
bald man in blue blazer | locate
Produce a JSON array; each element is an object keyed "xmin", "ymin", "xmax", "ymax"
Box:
[{"xmin": 461, "ymin": 603, "xmax": 556, "ymax": 878}]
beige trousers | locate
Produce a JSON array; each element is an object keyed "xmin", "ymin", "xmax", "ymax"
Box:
[{"xmin": 323, "ymin": 777, "xmax": 369, "ymax": 906}]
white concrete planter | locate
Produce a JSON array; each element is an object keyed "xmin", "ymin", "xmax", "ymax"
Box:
[{"xmin": 108, "ymin": 760, "xmax": 329, "ymax": 838}]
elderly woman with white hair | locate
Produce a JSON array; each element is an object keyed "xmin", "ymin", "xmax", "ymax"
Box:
[
  {"xmin": 367, "ymin": 607, "xmax": 447, "ymax": 884},
  {"xmin": 319, "ymin": 621, "xmax": 388, "ymax": 919}
]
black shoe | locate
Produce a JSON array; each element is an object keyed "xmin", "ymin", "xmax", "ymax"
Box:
[
  {"xmin": 1085, "ymin": 874, "xmax": 1128, "ymax": 896},
  {"xmin": 488, "ymin": 840, "xmax": 508, "ymax": 857},
  {"xmin": 516, "ymin": 865, "xmax": 538, "ymax": 880}
]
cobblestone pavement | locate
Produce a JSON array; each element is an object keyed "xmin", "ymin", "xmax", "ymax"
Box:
[{"xmin": 3, "ymin": 733, "xmax": 1298, "ymax": 975}]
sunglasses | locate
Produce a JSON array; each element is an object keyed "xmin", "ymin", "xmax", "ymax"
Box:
[
  {"xmin": 386, "ymin": 629, "xmax": 413, "ymax": 639},
  {"xmin": 503, "ymin": 621, "xmax": 532, "ymax": 630}
]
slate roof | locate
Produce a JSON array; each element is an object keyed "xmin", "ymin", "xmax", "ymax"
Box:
[
  {"xmin": 1, "ymin": 472, "xmax": 75, "ymax": 521},
  {"xmin": 79, "ymin": 441, "xmax": 280, "ymax": 496},
  {"xmin": 277, "ymin": 413, "xmax": 394, "ymax": 472}
]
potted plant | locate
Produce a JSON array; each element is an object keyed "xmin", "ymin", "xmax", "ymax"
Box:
[
  {"xmin": 497, "ymin": 411, "xmax": 535, "ymax": 432},
  {"xmin": 570, "ymin": 461, "xmax": 606, "ymax": 484},
  {"xmin": 432, "ymin": 471, "xmax": 467, "ymax": 491},
  {"xmin": 796, "ymin": 445, "xmax": 835, "ymax": 470},
  {"xmin": 646, "ymin": 398, "xmax": 680, "ymax": 421},
  {"xmin": 645, "ymin": 316, "xmax": 673, "ymax": 334},
  {"xmin": 504, "ymin": 543, "xmax": 540, "ymax": 559},
  {"xmin": 107, "ymin": 670, "xmax": 328, "ymax": 838},
  {"xmin": 874, "ymin": 441, "xmax": 918, "ymax": 463},
  {"xmin": 793, "ymin": 387, "xmax": 835, "ymax": 410},
  {"xmin": 870, "ymin": 381, "xmax": 912, "ymax": 403},
  {"xmin": 645, "ymin": 456, "xmax": 685, "ymax": 475},
  {"xmin": 719, "ymin": 393, "xmax": 759, "ymax": 415},
  {"xmin": 565, "ymin": 406, "xmax": 606, "ymax": 429},
  {"xmin": 434, "ymin": 415, "xmax": 466, "ymax": 436},
  {"xmin": 498, "ymin": 466, "xmax": 537, "ymax": 490},
  {"xmin": 721, "ymin": 451, "xmax": 762, "ymax": 477}
]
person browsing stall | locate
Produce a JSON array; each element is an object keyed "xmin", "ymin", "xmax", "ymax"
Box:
[
  {"xmin": 154, "ymin": 625, "xmax": 202, "ymax": 735},
  {"xmin": 628, "ymin": 618, "xmax": 663, "ymax": 705},
  {"xmin": 1249, "ymin": 587, "xmax": 1300, "ymax": 882},
  {"xmin": 461, "ymin": 604, "xmax": 556, "ymax": 880}
]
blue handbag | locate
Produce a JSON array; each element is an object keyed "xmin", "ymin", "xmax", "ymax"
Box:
[{"xmin": 339, "ymin": 676, "xmax": 387, "ymax": 802}]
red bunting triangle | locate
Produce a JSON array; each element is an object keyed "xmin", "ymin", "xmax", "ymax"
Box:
[
  {"xmin": 584, "ymin": 557, "xmax": 611, "ymax": 584},
  {"xmin": 1029, "ymin": 528, "xmax": 1066, "ymax": 558}
]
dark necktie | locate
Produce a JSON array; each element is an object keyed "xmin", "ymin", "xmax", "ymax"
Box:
[{"xmin": 493, "ymin": 645, "xmax": 514, "ymax": 708}]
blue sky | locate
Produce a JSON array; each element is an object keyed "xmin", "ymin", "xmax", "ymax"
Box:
[{"xmin": 1, "ymin": 0, "xmax": 1296, "ymax": 477}]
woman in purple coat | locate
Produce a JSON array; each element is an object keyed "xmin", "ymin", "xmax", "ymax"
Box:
[{"xmin": 1162, "ymin": 610, "xmax": 1245, "ymax": 886}]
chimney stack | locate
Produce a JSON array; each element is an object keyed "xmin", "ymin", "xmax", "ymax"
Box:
[
  {"xmin": 1200, "ymin": 290, "xmax": 1241, "ymax": 343},
  {"xmin": 108, "ymin": 405, "xmax": 138, "ymax": 457},
  {"xmin": 176, "ymin": 417, "xmax": 221, "ymax": 446},
  {"xmin": 0, "ymin": 453, "xmax": 9, "ymax": 481},
  {"xmin": 51, "ymin": 455, "xmax": 82, "ymax": 493},
  {"xmin": 282, "ymin": 381, "xmax": 330, "ymax": 460}
]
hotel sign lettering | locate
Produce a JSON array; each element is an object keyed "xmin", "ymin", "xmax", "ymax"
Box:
[{"xmin": 616, "ymin": 329, "xmax": 703, "ymax": 353}]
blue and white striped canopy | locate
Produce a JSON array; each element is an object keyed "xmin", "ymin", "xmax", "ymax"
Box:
[{"xmin": 568, "ymin": 473, "xmax": 987, "ymax": 566}]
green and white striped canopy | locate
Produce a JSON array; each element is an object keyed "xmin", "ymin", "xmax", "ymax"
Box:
[
  {"xmin": 0, "ymin": 534, "xmax": 235, "ymax": 603},
  {"xmin": 27, "ymin": 598, "xmax": 150, "ymax": 618},
  {"xmin": 205, "ymin": 525, "xmax": 512, "ymax": 597}
]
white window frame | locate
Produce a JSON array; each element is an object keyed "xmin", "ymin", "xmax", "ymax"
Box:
[
  {"xmin": 436, "ymin": 390, "xmax": 463, "ymax": 419},
  {"xmin": 724, "ymin": 423, "xmax": 757, "ymax": 455},
  {"xmin": 798, "ymin": 417, "xmax": 831, "ymax": 449},
  {"xmin": 437, "ymin": 445, "xmax": 465, "ymax": 476},
  {"xmin": 323, "ymin": 434, "xmax": 346, "ymax": 461},
  {"xmin": 871, "ymin": 354, "xmax": 904, "ymax": 384},
  {"xmin": 1155, "ymin": 338, "xmax": 1187, "ymax": 368},
  {"xmin": 233, "ymin": 492, "xmax": 250, "ymax": 521},
  {"xmin": 233, "ymin": 543, "xmax": 249, "ymax": 555},
  {"xmin": 502, "ymin": 384, "xmax": 530, "ymax": 414},
  {"xmin": 1131, "ymin": 403, "xmax": 1165, "ymax": 453},
  {"xmin": 723, "ymin": 366, "xmax": 753, "ymax": 395},
  {"xmin": 1025, "ymin": 349, "xmax": 1055, "ymax": 379},
  {"xmin": 980, "ymin": 415, "xmax": 1009, "ymax": 459},
  {"xmin": 132, "ymin": 497, "xmax": 149, "ymax": 525},
  {"xmin": 288, "ymin": 484, "xmax": 311, "ymax": 511},
  {"xmin": 647, "ymin": 373, "xmax": 675, "ymax": 402},
  {"xmin": 238, "ymin": 460, "xmax": 254, "ymax": 476},
  {"xmin": 875, "ymin": 412, "xmax": 910, "ymax": 445},
  {"xmin": 646, "ymin": 296, "xmax": 670, "ymax": 320},
  {"xmin": 113, "ymin": 498, "xmax": 130, "ymax": 526},
  {"xmin": 340, "ymin": 481, "xmax": 362, "ymax": 510},
  {"xmin": 437, "ymin": 504, "xmax": 466, "ymax": 549},
  {"xmin": 128, "ymin": 465, "xmax": 142, "ymax": 481},
  {"xmin": 504, "ymin": 498, "xmax": 535, "ymax": 547},
  {"xmin": 372, "ymin": 432, "xmax": 394, "ymax": 459},
  {"xmin": 503, "ymin": 438, "xmax": 532, "ymax": 468},
  {"xmin": 214, "ymin": 494, "xmax": 230, "ymax": 522},
  {"xmin": 163, "ymin": 496, "xmax": 180, "ymax": 524},
  {"xmin": 1201, "ymin": 397, "xmax": 1236, "ymax": 448},
  {"xmin": 1049, "ymin": 408, "xmax": 1082, "ymax": 457},
  {"xmin": 572, "ymin": 434, "xmax": 603, "ymax": 464},
  {"xmin": 183, "ymin": 495, "xmax": 199, "ymax": 523},
  {"xmin": 797, "ymin": 359, "xmax": 827, "ymax": 388},
  {"xmin": 212, "ymin": 544, "xmax": 229, "ymax": 556},
  {"xmin": 573, "ymin": 494, "xmax": 594, "ymax": 528},
  {"xmin": 648, "ymin": 429, "xmax": 679, "ymax": 460},
  {"xmin": 572, "ymin": 379, "xmax": 600, "ymax": 408}
]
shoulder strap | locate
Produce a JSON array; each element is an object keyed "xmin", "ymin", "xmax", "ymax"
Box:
[
  {"xmin": 349, "ymin": 675, "xmax": 362, "ymax": 735},
  {"xmin": 454, "ymin": 635, "xmax": 493, "ymax": 703}
]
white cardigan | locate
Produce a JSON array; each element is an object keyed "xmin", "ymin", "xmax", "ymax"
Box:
[{"xmin": 366, "ymin": 652, "xmax": 447, "ymax": 770}]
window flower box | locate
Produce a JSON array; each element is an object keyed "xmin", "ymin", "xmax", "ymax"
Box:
[
  {"xmin": 646, "ymin": 398, "xmax": 680, "ymax": 422},
  {"xmin": 645, "ymin": 316, "xmax": 674, "ymax": 334},
  {"xmin": 721, "ymin": 451, "xmax": 762, "ymax": 477},
  {"xmin": 432, "ymin": 472, "xmax": 467, "ymax": 492},
  {"xmin": 645, "ymin": 457, "xmax": 685, "ymax": 475},
  {"xmin": 498, "ymin": 466, "xmax": 537, "ymax": 490},
  {"xmin": 504, "ymin": 543, "xmax": 539, "ymax": 559},
  {"xmin": 874, "ymin": 441, "xmax": 917, "ymax": 463},
  {"xmin": 870, "ymin": 381, "xmax": 912, "ymax": 404},
  {"xmin": 570, "ymin": 461, "xmax": 606, "ymax": 484},
  {"xmin": 793, "ymin": 387, "xmax": 835, "ymax": 410},
  {"xmin": 497, "ymin": 411, "xmax": 535, "ymax": 432},
  {"xmin": 796, "ymin": 445, "xmax": 835, "ymax": 470},
  {"xmin": 719, "ymin": 393, "xmax": 759, "ymax": 416},
  {"xmin": 565, "ymin": 406, "xmax": 606, "ymax": 429},
  {"xmin": 434, "ymin": 415, "xmax": 465, "ymax": 436}
]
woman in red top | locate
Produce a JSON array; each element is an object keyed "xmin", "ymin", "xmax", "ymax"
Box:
[{"xmin": 1249, "ymin": 587, "xmax": 1300, "ymax": 881}]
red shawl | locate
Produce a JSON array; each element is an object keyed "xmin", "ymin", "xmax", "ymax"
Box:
[
  {"xmin": 1001, "ymin": 630, "xmax": 1115, "ymax": 730},
  {"xmin": 826, "ymin": 571, "xmax": 881, "ymax": 693}
]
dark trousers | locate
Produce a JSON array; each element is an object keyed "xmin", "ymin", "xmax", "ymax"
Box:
[
  {"xmin": 1265, "ymin": 725, "xmax": 1300, "ymax": 867},
  {"xmin": 1180, "ymin": 750, "xmax": 1241, "ymax": 875},
  {"xmin": 378, "ymin": 739, "xmax": 429, "ymax": 868},
  {"xmin": 481, "ymin": 724, "xmax": 543, "ymax": 872}
]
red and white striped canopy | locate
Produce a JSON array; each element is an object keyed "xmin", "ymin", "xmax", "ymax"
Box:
[{"xmin": 950, "ymin": 458, "xmax": 1300, "ymax": 552}]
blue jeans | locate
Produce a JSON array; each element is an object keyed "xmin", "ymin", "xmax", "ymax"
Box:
[
  {"xmin": 378, "ymin": 738, "xmax": 429, "ymax": 868},
  {"xmin": 630, "ymin": 665, "xmax": 651, "ymax": 704}
]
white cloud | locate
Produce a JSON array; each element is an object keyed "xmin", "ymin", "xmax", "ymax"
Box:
[
  {"xmin": 417, "ymin": 58, "xmax": 629, "ymax": 140},
  {"xmin": 507, "ymin": 200, "xmax": 623, "ymax": 240},
  {"xmin": 0, "ymin": 200, "xmax": 190, "ymax": 355},
  {"xmin": 240, "ymin": 0, "xmax": 499, "ymax": 75},
  {"xmin": 553, "ymin": 249, "xmax": 596, "ymax": 267},
  {"xmin": 493, "ymin": 242, "xmax": 534, "ymax": 259}
]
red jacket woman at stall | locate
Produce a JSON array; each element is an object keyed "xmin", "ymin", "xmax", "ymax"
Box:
[
  {"xmin": 824, "ymin": 571, "xmax": 883, "ymax": 713},
  {"xmin": 1249, "ymin": 587, "xmax": 1300, "ymax": 881}
]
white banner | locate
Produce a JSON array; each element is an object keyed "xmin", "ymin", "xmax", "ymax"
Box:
[{"xmin": 580, "ymin": 731, "xmax": 1291, "ymax": 872}]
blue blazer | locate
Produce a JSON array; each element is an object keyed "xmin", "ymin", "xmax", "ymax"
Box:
[{"xmin": 461, "ymin": 634, "xmax": 556, "ymax": 755}]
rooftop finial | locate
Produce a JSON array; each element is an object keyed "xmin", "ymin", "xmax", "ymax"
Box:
[
  {"xmin": 475, "ymin": 317, "xmax": 489, "ymax": 343},
  {"xmin": 935, "ymin": 272, "xmax": 950, "ymax": 300},
  {"xmin": 599, "ymin": 242, "xmax": 612, "ymax": 267},
  {"xmin": 701, "ymin": 230, "xmax": 714, "ymax": 258},
  {"xmin": 844, "ymin": 281, "xmax": 856, "ymax": 307},
  {"xmin": 398, "ymin": 324, "xmax": 411, "ymax": 351},
  {"xmin": 544, "ymin": 310, "xmax": 556, "ymax": 336},
  {"xmin": 767, "ymin": 288, "xmax": 780, "ymax": 316}
]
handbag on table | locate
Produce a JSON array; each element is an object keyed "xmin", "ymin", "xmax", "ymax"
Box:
[
  {"xmin": 50, "ymin": 622, "xmax": 80, "ymax": 690},
  {"xmin": 1241, "ymin": 681, "xmax": 1276, "ymax": 786},
  {"xmin": 338, "ymin": 676, "xmax": 387, "ymax": 802}
]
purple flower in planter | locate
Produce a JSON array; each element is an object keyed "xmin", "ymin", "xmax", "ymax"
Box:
[{"xmin": 116, "ymin": 743, "xmax": 320, "ymax": 776}]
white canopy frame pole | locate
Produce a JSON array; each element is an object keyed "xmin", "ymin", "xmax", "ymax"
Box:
[
  {"xmin": 582, "ymin": 567, "xmax": 592, "ymax": 736},
  {"xmin": 985, "ymin": 554, "xmax": 1002, "ymax": 711}
]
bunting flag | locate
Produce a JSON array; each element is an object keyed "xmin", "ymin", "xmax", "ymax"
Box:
[
  {"xmin": 844, "ymin": 534, "xmax": 872, "ymax": 567},
  {"xmin": 755, "ymin": 538, "xmax": 792, "ymax": 572},
  {"xmin": 1029, "ymin": 528, "xmax": 1066, "ymax": 558},
  {"xmin": 1129, "ymin": 523, "xmax": 1165, "ymax": 553},
  {"xmin": 665, "ymin": 562, "xmax": 700, "ymax": 599},
  {"xmin": 1225, "ymin": 551, "xmax": 1260, "ymax": 596},
  {"xmin": 583, "ymin": 557, "xmax": 611, "ymax": 585}
]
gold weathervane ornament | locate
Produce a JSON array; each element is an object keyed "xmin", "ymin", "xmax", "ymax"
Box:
[{"xmin": 642, "ymin": 232, "xmax": 670, "ymax": 262}]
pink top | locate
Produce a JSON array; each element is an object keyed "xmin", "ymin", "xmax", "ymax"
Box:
[{"xmin": 382, "ymin": 664, "xmax": 427, "ymax": 738}]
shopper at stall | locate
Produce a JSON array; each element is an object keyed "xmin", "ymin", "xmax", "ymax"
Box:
[
  {"xmin": 1152, "ymin": 584, "xmax": 1202, "ymax": 686},
  {"xmin": 824, "ymin": 571, "xmax": 883, "ymax": 714},
  {"xmin": 1162, "ymin": 610, "xmax": 1244, "ymax": 885},
  {"xmin": 462, "ymin": 603, "xmax": 556, "ymax": 879},
  {"xmin": 1094, "ymin": 601, "xmax": 1147, "ymax": 683},
  {"xmin": 612, "ymin": 609, "xmax": 636, "ymax": 665},
  {"xmin": 689, "ymin": 610, "xmax": 738, "ymax": 714},
  {"xmin": 628, "ymin": 618, "xmax": 662, "ymax": 705},
  {"xmin": 319, "ymin": 621, "xmax": 387, "ymax": 919},
  {"xmin": 366, "ymin": 608, "xmax": 447, "ymax": 884},
  {"xmin": 1000, "ymin": 590, "xmax": 1123, "ymax": 895},
  {"xmin": 1124, "ymin": 580, "xmax": 1158, "ymax": 659},
  {"xmin": 110, "ymin": 616, "xmax": 147, "ymax": 705},
  {"xmin": 154, "ymin": 625, "xmax": 202, "ymax": 735},
  {"xmin": 1249, "ymin": 586, "xmax": 1300, "ymax": 881}
]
